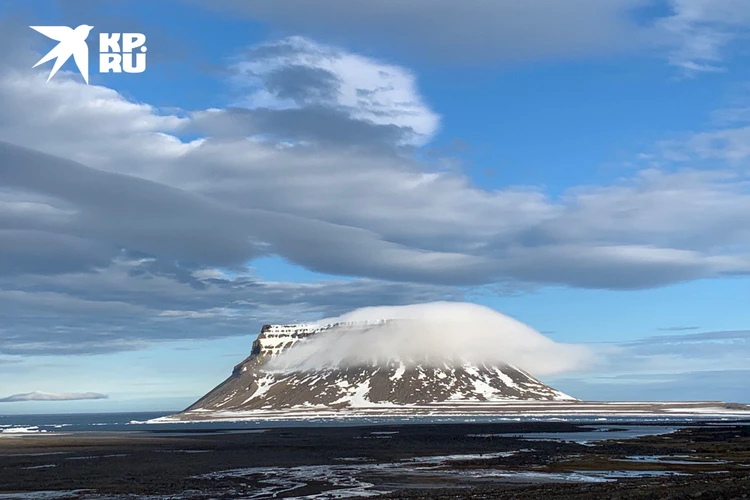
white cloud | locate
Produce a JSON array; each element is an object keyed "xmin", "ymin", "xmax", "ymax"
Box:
[
  {"xmin": 270, "ymin": 302, "xmax": 594, "ymax": 376},
  {"xmin": 664, "ymin": 126, "xmax": 750, "ymax": 164},
  {"xmin": 1, "ymin": 33, "xmax": 750, "ymax": 354},
  {"xmin": 1, "ymin": 37, "xmax": 749, "ymax": 291},
  {"xmin": 549, "ymin": 329, "xmax": 750, "ymax": 401},
  {"xmin": 551, "ymin": 369, "xmax": 750, "ymax": 402},
  {"xmin": 230, "ymin": 37, "xmax": 440, "ymax": 146},
  {"xmin": 0, "ymin": 390, "xmax": 108, "ymax": 402},
  {"xmin": 657, "ymin": 0, "xmax": 750, "ymax": 73}
]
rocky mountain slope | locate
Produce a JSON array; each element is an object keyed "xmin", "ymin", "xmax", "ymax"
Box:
[{"xmin": 185, "ymin": 323, "xmax": 577, "ymax": 413}]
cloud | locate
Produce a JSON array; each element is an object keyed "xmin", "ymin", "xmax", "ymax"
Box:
[
  {"xmin": 198, "ymin": 0, "xmax": 653, "ymax": 64},
  {"xmin": 1, "ymin": 141, "xmax": 498, "ymax": 285},
  {"xmin": 577, "ymin": 329, "xmax": 750, "ymax": 379},
  {"xmin": 0, "ymin": 259, "xmax": 460, "ymax": 356},
  {"xmin": 552, "ymin": 369, "xmax": 750, "ymax": 403},
  {"xmin": 549, "ymin": 330, "xmax": 750, "ymax": 402},
  {"xmin": 657, "ymin": 0, "xmax": 750, "ymax": 73},
  {"xmin": 269, "ymin": 302, "xmax": 594, "ymax": 376},
  {"xmin": 2, "ymin": 66, "xmax": 749, "ymax": 292},
  {"xmin": 0, "ymin": 230, "xmax": 118, "ymax": 276},
  {"xmin": 624, "ymin": 329, "xmax": 750, "ymax": 361},
  {"xmin": 226, "ymin": 36, "xmax": 440, "ymax": 146},
  {"xmin": 190, "ymin": 106, "xmax": 412, "ymax": 150},
  {"xmin": 1, "ymin": 31, "xmax": 749, "ymax": 355},
  {"xmin": 0, "ymin": 391, "xmax": 108, "ymax": 402},
  {"xmin": 712, "ymin": 102, "xmax": 750, "ymax": 127},
  {"xmin": 661, "ymin": 125, "xmax": 750, "ymax": 165},
  {"xmin": 657, "ymin": 325, "xmax": 701, "ymax": 331},
  {"xmin": 197, "ymin": 0, "xmax": 750, "ymax": 73}
]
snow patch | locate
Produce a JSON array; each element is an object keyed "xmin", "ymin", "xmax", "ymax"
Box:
[{"xmin": 391, "ymin": 361, "xmax": 406, "ymax": 381}]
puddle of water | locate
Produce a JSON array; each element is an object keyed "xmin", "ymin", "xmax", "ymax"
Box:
[
  {"xmin": 486, "ymin": 425, "xmax": 678, "ymax": 444},
  {"xmin": 612, "ymin": 455, "xmax": 728, "ymax": 465},
  {"xmin": 154, "ymin": 449, "xmax": 213, "ymax": 454},
  {"xmin": 193, "ymin": 452, "xmax": 624, "ymax": 498},
  {"xmin": 401, "ymin": 452, "xmax": 516, "ymax": 463},
  {"xmin": 199, "ymin": 464, "xmax": 384, "ymax": 499},
  {"xmin": 66, "ymin": 454, "xmax": 128, "ymax": 460},
  {"xmin": 0, "ymin": 452, "xmax": 69, "ymax": 458},
  {"xmin": 572, "ymin": 470, "xmax": 689, "ymax": 479}
]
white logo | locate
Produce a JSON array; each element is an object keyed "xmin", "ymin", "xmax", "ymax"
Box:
[
  {"xmin": 99, "ymin": 33, "xmax": 148, "ymax": 74},
  {"xmin": 30, "ymin": 25, "xmax": 93, "ymax": 84},
  {"xmin": 30, "ymin": 25, "xmax": 147, "ymax": 84}
]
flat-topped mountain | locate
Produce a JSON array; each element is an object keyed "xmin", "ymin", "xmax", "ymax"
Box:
[
  {"xmin": 184, "ymin": 323, "xmax": 577, "ymax": 414},
  {"xmin": 162, "ymin": 315, "xmax": 750, "ymax": 422}
]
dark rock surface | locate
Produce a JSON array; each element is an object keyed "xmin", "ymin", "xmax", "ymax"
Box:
[{"xmin": 0, "ymin": 422, "xmax": 748, "ymax": 499}]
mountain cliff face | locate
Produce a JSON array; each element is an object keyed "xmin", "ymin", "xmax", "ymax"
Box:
[{"xmin": 185, "ymin": 323, "xmax": 577, "ymax": 413}]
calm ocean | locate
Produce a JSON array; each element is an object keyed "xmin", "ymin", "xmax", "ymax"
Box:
[{"xmin": 1, "ymin": 411, "xmax": 745, "ymax": 436}]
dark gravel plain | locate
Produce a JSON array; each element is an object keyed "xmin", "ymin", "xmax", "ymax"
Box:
[{"xmin": 0, "ymin": 421, "xmax": 748, "ymax": 499}]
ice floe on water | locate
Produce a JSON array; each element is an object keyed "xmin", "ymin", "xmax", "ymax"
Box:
[{"xmin": 0, "ymin": 426, "xmax": 48, "ymax": 435}]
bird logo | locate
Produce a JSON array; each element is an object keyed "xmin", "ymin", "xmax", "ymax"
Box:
[{"xmin": 30, "ymin": 25, "xmax": 94, "ymax": 84}]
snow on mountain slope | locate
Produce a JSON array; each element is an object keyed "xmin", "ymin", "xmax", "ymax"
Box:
[{"xmin": 185, "ymin": 323, "xmax": 577, "ymax": 413}]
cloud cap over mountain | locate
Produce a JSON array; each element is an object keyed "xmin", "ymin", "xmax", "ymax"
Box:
[{"xmin": 270, "ymin": 302, "xmax": 594, "ymax": 376}]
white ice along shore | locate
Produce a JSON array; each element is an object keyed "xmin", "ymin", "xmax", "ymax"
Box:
[{"xmin": 156, "ymin": 303, "xmax": 750, "ymax": 422}]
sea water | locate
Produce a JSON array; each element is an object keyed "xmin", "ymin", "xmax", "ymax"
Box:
[{"xmin": 0, "ymin": 412, "xmax": 746, "ymax": 436}]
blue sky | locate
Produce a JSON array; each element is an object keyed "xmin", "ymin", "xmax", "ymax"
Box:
[{"xmin": 1, "ymin": 0, "xmax": 750, "ymax": 414}]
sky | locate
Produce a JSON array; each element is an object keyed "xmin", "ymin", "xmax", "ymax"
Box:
[{"xmin": 1, "ymin": 0, "xmax": 749, "ymax": 414}]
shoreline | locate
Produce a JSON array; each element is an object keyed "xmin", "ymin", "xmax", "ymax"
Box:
[{"xmin": 155, "ymin": 400, "xmax": 750, "ymax": 423}]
